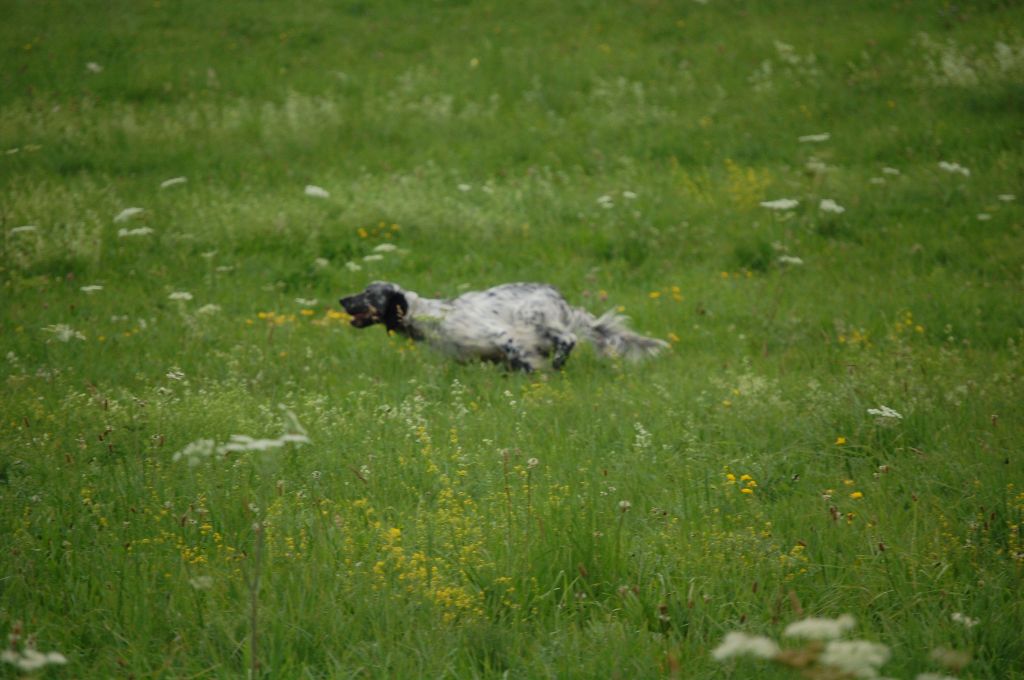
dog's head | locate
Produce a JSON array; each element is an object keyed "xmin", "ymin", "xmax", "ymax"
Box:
[{"xmin": 339, "ymin": 282, "xmax": 409, "ymax": 333}]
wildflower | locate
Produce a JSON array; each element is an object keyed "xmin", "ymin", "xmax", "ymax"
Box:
[
  {"xmin": 819, "ymin": 198, "xmax": 846, "ymax": 214},
  {"xmin": 168, "ymin": 291, "xmax": 193, "ymax": 301},
  {"xmin": 998, "ymin": 194, "xmax": 1015, "ymax": 202},
  {"xmin": 314, "ymin": 257, "xmax": 330, "ymax": 268},
  {"xmin": 881, "ymin": 167, "xmax": 901, "ymax": 175},
  {"xmin": 373, "ymin": 243, "xmax": 397, "ymax": 253},
  {"xmin": 457, "ymin": 183, "xmax": 472, "ymax": 192},
  {"xmin": 798, "ymin": 132, "xmax": 830, "ymax": 142},
  {"xmin": 649, "ymin": 291, "xmax": 661, "ymax": 299},
  {"xmin": 777, "ymin": 255, "xmax": 804, "ymax": 266},
  {"xmin": 118, "ymin": 226, "xmax": 154, "ymax": 237},
  {"xmin": 711, "ymin": 631, "xmax": 780, "ymax": 661},
  {"xmin": 867, "ymin": 405, "xmax": 902, "ymax": 420},
  {"xmin": 85, "ymin": 61, "xmax": 103, "ymax": 73},
  {"xmin": 160, "ymin": 176, "xmax": 187, "ymax": 189},
  {"xmin": 916, "ymin": 674, "xmax": 958, "ymax": 680},
  {"xmin": 976, "ymin": 213, "xmax": 991, "ymax": 221},
  {"xmin": 189, "ymin": 575, "xmax": 214, "ymax": 590},
  {"xmin": 818, "ymin": 640, "xmax": 890, "ymax": 678},
  {"xmin": 166, "ymin": 368, "xmax": 185, "ymax": 380},
  {"xmin": 726, "ymin": 473, "xmax": 736, "ymax": 482},
  {"xmin": 835, "ymin": 436, "xmax": 847, "ymax": 445},
  {"xmin": 622, "ymin": 190, "xmax": 638, "ymax": 199},
  {"xmin": 951, "ymin": 612, "xmax": 979, "ymax": 628},
  {"xmin": 850, "ymin": 491, "xmax": 864, "ymax": 500},
  {"xmin": 784, "ymin": 614, "xmax": 856, "ymax": 640},
  {"xmin": 304, "ymin": 185, "xmax": 330, "ymax": 198},
  {"xmin": 597, "ymin": 195, "xmax": 614, "ymax": 209},
  {"xmin": 1, "ymin": 647, "xmax": 68, "ymax": 673},
  {"xmin": 741, "ymin": 488, "xmax": 754, "ymax": 495},
  {"xmin": 10, "ymin": 225, "xmax": 37, "ymax": 235},
  {"xmin": 197, "ymin": 304, "xmax": 221, "ymax": 315},
  {"xmin": 363, "ymin": 254, "xmax": 383, "ymax": 262},
  {"xmin": 295, "ymin": 297, "xmax": 318, "ymax": 306},
  {"xmin": 938, "ymin": 161, "xmax": 970, "ymax": 177},
  {"xmin": 618, "ymin": 500, "xmax": 632, "ymax": 512},
  {"xmin": 42, "ymin": 324, "xmax": 86, "ymax": 342},
  {"xmin": 527, "ymin": 457, "xmax": 539, "ymax": 469},
  {"xmin": 80, "ymin": 285, "xmax": 103, "ymax": 294},
  {"xmin": 344, "ymin": 261, "xmax": 362, "ymax": 272},
  {"xmin": 172, "ymin": 439, "xmax": 217, "ymax": 466},
  {"xmin": 114, "ymin": 207, "xmax": 144, "ymax": 222},
  {"xmin": 760, "ymin": 198, "xmax": 799, "ymax": 210}
]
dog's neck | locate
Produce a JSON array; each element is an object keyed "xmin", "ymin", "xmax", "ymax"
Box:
[{"xmin": 395, "ymin": 291, "xmax": 450, "ymax": 342}]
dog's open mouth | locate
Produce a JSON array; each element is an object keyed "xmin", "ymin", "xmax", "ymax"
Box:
[{"xmin": 348, "ymin": 310, "xmax": 377, "ymax": 328}]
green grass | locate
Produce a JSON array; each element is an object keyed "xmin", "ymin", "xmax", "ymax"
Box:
[{"xmin": 2, "ymin": 0, "xmax": 1023, "ymax": 677}]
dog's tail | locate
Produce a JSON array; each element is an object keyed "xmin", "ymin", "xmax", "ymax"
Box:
[{"xmin": 572, "ymin": 308, "xmax": 669, "ymax": 360}]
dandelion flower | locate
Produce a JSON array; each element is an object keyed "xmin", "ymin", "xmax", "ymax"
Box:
[
  {"xmin": 304, "ymin": 185, "xmax": 330, "ymax": 198},
  {"xmin": 938, "ymin": 161, "xmax": 970, "ymax": 177},
  {"xmin": 784, "ymin": 614, "xmax": 856, "ymax": 640},
  {"xmin": 741, "ymin": 488, "xmax": 754, "ymax": 495},
  {"xmin": 819, "ymin": 198, "xmax": 846, "ymax": 214},
  {"xmin": 798, "ymin": 132, "xmax": 830, "ymax": 142},
  {"xmin": 114, "ymin": 207, "xmax": 144, "ymax": 223},
  {"xmin": 760, "ymin": 198, "xmax": 799, "ymax": 211},
  {"xmin": 160, "ymin": 176, "xmax": 187, "ymax": 189},
  {"xmin": 835, "ymin": 436, "xmax": 847, "ymax": 445},
  {"xmin": 80, "ymin": 285, "xmax": 103, "ymax": 294},
  {"xmin": 711, "ymin": 631, "xmax": 780, "ymax": 661},
  {"xmin": 618, "ymin": 500, "xmax": 632, "ymax": 512},
  {"xmin": 168, "ymin": 291, "xmax": 193, "ymax": 301},
  {"xmin": 850, "ymin": 491, "xmax": 864, "ymax": 500},
  {"xmin": 819, "ymin": 640, "xmax": 891, "ymax": 678}
]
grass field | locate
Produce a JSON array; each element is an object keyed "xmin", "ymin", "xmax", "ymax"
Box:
[{"xmin": 2, "ymin": 0, "xmax": 1023, "ymax": 677}]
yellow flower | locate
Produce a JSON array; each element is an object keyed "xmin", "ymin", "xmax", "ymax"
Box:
[
  {"xmin": 726, "ymin": 473, "xmax": 736, "ymax": 482},
  {"xmin": 835, "ymin": 436, "xmax": 847, "ymax": 445},
  {"xmin": 850, "ymin": 491, "xmax": 864, "ymax": 500},
  {"xmin": 649, "ymin": 291, "xmax": 662, "ymax": 299},
  {"xmin": 740, "ymin": 474, "xmax": 752, "ymax": 482},
  {"xmin": 746, "ymin": 480, "xmax": 757, "ymax": 488},
  {"xmin": 741, "ymin": 488, "xmax": 754, "ymax": 495}
]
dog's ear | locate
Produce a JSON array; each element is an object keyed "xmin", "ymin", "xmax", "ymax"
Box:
[{"xmin": 382, "ymin": 290, "xmax": 409, "ymax": 332}]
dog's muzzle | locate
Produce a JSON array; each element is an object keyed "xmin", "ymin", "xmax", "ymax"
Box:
[{"xmin": 340, "ymin": 296, "xmax": 378, "ymax": 328}]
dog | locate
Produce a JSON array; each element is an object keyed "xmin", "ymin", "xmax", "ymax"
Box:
[{"xmin": 339, "ymin": 281, "xmax": 668, "ymax": 371}]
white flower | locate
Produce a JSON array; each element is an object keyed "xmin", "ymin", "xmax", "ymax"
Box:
[
  {"xmin": 777, "ymin": 255, "xmax": 804, "ymax": 266},
  {"xmin": 622, "ymin": 190, "xmax": 638, "ymax": 199},
  {"xmin": 976, "ymin": 213, "xmax": 991, "ymax": 221},
  {"xmin": 314, "ymin": 257, "xmax": 330, "ymax": 268},
  {"xmin": 819, "ymin": 198, "xmax": 846, "ymax": 214},
  {"xmin": 819, "ymin": 640, "xmax": 890, "ymax": 678},
  {"xmin": 597, "ymin": 194, "xmax": 615, "ymax": 208},
  {"xmin": 10, "ymin": 225, "xmax": 37, "ymax": 235},
  {"xmin": 344, "ymin": 261, "xmax": 362, "ymax": 272},
  {"xmin": 172, "ymin": 439, "xmax": 217, "ymax": 466},
  {"xmin": 867, "ymin": 405, "xmax": 902, "ymax": 420},
  {"xmin": 189, "ymin": 575, "xmax": 214, "ymax": 590},
  {"xmin": 2, "ymin": 648, "xmax": 68, "ymax": 672},
  {"xmin": 798, "ymin": 132, "xmax": 831, "ymax": 142},
  {"xmin": 806, "ymin": 158, "xmax": 829, "ymax": 174},
  {"xmin": 881, "ymin": 167, "xmax": 901, "ymax": 175},
  {"xmin": 951, "ymin": 612, "xmax": 978, "ymax": 628},
  {"xmin": 363, "ymin": 254, "xmax": 384, "ymax": 262},
  {"xmin": 295, "ymin": 298, "xmax": 318, "ymax": 306},
  {"xmin": 527, "ymin": 457, "xmax": 540, "ymax": 469},
  {"xmin": 42, "ymin": 324, "xmax": 86, "ymax": 342},
  {"xmin": 197, "ymin": 304, "xmax": 221, "ymax": 315},
  {"xmin": 869, "ymin": 177, "xmax": 886, "ymax": 185},
  {"xmin": 86, "ymin": 61, "xmax": 103, "ymax": 73},
  {"xmin": 118, "ymin": 226, "xmax": 154, "ymax": 237},
  {"xmin": 457, "ymin": 183, "xmax": 472, "ymax": 192},
  {"xmin": 114, "ymin": 207, "xmax": 144, "ymax": 222},
  {"xmin": 998, "ymin": 194, "xmax": 1015, "ymax": 202},
  {"xmin": 160, "ymin": 176, "xmax": 187, "ymax": 189},
  {"xmin": 80, "ymin": 285, "xmax": 103, "ymax": 294},
  {"xmin": 784, "ymin": 614, "xmax": 856, "ymax": 640},
  {"xmin": 916, "ymin": 674, "xmax": 958, "ymax": 680},
  {"xmin": 373, "ymin": 243, "xmax": 397, "ymax": 252},
  {"xmin": 711, "ymin": 632, "xmax": 780, "ymax": 661},
  {"xmin": 760, "ymin": 198, "xmax": 799, "ymax": 211},
  {"xmin": 618, "ymin": 500, "xmax": 632, "ymax": 512},
  {"xmin": 304, "ymin": 185, "xmax": 330, "ymax": 198},
  {"xmin": 938, "ymin": 161, "xmax": 970, "ymax": 176},
  {"xmin": 169, "ymin": 291, "xmax": 193, "ymax": 301},
  {"xmin": 166, "ymin": 368, "xmax": 185, "ymax": 381}
]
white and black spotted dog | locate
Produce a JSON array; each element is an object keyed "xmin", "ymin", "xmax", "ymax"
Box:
[{"xmin": 339, "ymin": 281, "xmax": 668, "ymax": 371}]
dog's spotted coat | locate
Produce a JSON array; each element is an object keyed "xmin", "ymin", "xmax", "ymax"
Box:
[{"xmin": 340, "ymin": 281, "xmax": 668, "ymax": 371}]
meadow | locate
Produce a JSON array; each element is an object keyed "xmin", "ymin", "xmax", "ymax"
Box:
[{"xmin": 2, "ymin": 0, "xmax": 1023, "ymax": 677}]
